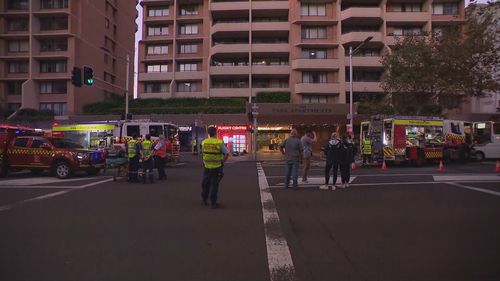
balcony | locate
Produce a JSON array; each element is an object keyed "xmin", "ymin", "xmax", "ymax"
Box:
[
  {"xmin": 346, "ymin": 81, "xmax": 383, "ymax": 92},
  {"xmin": 138, "ymin": 72, "xmax": 174, "ymax": 81},
  {"xmin": 210, "ymin": 88, "xmax": 251, "ymax": 97},
  {"xmin": 341, "ymin": 32, "xmax": 382, "ymax": 45},
  {"xmin": 295, "ymin": 83, "xmax": 340, "ymax": 94},
  {"xmin": 345, "ymin": 56, "xmax": 382, "ymax": 68},
  {"xmin": 341, "ymin": 7, "xmax": 382, "ymax": 25},
  {"xmin": 251, "ymin": 65, "xmax": 290, "ymax": 75},
  {"xmin": 252, "ymin": 43, "xmax": 290, "ymax": 53},
  {"xmin": 252, "ymin": 87, "xmax": 290, "ymax": 96},
  {"xmin": 252, "ymin": 22, "xmax": 289, "ymax": 32},
  {"xmin": 141, "ymin": 0, "xmax": 173, "ymax": 5},
  {"xmin": 296, "ymin": 38, "xmax": 338, "ymax": 47},
  {"xmin": 292, "ymin": 59, "xmax": 340, "ymax": 70},
  {"xmin": 385, "ymin": 12, "xmax": 430, "ymax": 23},
  {"xmin": 252, "ymin": 1, "xmax": 289, "ymax": 11},
  {"xmin": 211, "ymin": 44, "xmax": 250, "ymax": 55},
  {"xmin": 140, "ymin": 92, "xmax": 171, "ymax": 99},
  {"xmin": 210, "ymin": 2, "xmax": 250, "ymax": 12},
  {"xmin": 432, "ymin": 14, "xmax": 466, "ymax": 23},
  {"xmin": 210, "ymin": 65, "xmax": 250, "ymax": 75},
  {"xmin": 212, "ymin": 22, "xmax": 250, "ymax": 34},
  {"xmin": 175, "ymin": 71, "xmax": 206, "ymax": 80}
]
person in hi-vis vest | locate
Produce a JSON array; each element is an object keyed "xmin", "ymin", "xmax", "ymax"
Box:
[
  {"xmin": 127, "ymin": 135, "xmax": 142, "ymax": 183},
  {"xmin": 141, "ymin": 134, "xmax": 154, "ymax": 184},
  {"xmin": 201, "ymin": 126, "xmax": 229, "ymax": 209}
]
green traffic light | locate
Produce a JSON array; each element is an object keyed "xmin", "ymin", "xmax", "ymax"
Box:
[{"xmin": 87, "ymin": 78, "xmax": 94, "ymax": 85}]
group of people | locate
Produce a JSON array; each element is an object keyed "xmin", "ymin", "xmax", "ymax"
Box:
[
  {"xmin": 127, "ymin": 134, "xmax": 169, "ymax": 183},
  {"xmin": 280, "ymin": 129, "xmax": 356, "ymax": 189}
]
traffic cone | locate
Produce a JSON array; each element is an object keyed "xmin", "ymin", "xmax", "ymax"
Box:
[
  {"xmin": 439, "ymin": 161, "xmax": 444, "ymax": 172},
  {"xmin": 351, "ymin": 162, "xmax": 356, "ymax": 170},
  {"xmin": 381, "ymin": 160, "xmax": 387, "ymax": 171},
  {"xmin": 496, "ymin": 160, "xmax": 500, "ymax": 172}
]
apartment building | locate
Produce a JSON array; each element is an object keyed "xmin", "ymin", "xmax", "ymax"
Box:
[
  {"xmin": 0, "ymin": 0, "xmax": 137, "ymax": 116},
  {"xmin": 137, "ymin": 0, "xmax": 465, "ymax": 104}
]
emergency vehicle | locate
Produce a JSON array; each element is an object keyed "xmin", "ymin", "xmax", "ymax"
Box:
[{"xmin": 472, "ymin": 121, "xmax": 500, "ymax": 160}]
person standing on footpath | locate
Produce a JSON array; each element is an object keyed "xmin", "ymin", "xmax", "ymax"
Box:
[
  {"xmin": 280, "ymin": 128, "xmax": 303, "ymax": 189},
  {"xmin": 201, "ymin": 126, "xmax": 229, "ymax": 209},
  {"xmin": 153, "ymin": 134, "xmax": 168, "ymax": 180},
  {"xmin": 301, "ymin": 129, "xmax": 317, "ymax": 183},
  {"xmin": 127, "ymin": 135, "xmax": 141, "ymax": 183},
  {"xmin": 322, "ymin": 132, "xmax": 342, "ymax": 189},
  {"xmin": 340, "ymin": 135, "xmax": 355, "ymax": 188},
  {"xmin": 141, "ymin": 134, "xmax": 155, "ymax": 184}
]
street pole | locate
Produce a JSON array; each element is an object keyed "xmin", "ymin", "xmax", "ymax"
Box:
[
  {"xmin": 349, "ymin": 46, "xmax": 353, "ymax": 137},
  {"xmin": 125, "ymin": 54, "xmax": 130, "ymax": 117},
  {"xmin": 252, "ymin": 103, "xmax": 259, "ymax": 161}
]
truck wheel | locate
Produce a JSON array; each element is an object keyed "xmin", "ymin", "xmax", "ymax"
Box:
[
  {"xmin": 475, "ymin": 151, "xmax": 485, "ymax": 162},
  {"xmin": 53, "ymin": 161, "xmax": 72, "ymax": 179}
]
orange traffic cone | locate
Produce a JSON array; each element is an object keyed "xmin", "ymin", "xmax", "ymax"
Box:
[
  {"xmin": 439, "ymin": 161, "xmax": 444, "ymax": 172},
  {"xmin": 381, "ymin": 160, "xmax": 387, "ymax": 171},
  {"xmin": 351, "ymin": 162, "xmax": 356, "ymax": 170},
  {"xmin": 496, "ymin": 160, "xmax": 500, "ymax": 172}
]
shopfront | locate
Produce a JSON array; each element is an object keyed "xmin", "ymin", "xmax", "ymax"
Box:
[
  {"xmin": 216, "ymin": 125, "xmax": 249, "ymax": 154},
  {"xmin": 256, "ymin": 125, "xmax": 291, "ymax": 151}
]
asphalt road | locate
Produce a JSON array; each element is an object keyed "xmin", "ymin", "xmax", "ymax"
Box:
[{"xmin": 0, "ymin": 154, "xmax": 499, "ymax": 281}]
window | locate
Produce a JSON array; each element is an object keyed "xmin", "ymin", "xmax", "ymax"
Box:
[
  {"xmin": 146, "ymin": 64, "xmax": 168, "ymax": 73},
  {"xmin": 8, "ymin": 61, "xmax": 29, "ymax": 73},
  {"xmin": 39, "ymin": 102, "xmax": 67, "ymax": 115},
  {"xmin": 39, "ymin": 38, "xmax": 67, "ymax": 52},
  {"xmin": 148, "ymin": 6, "xmax": 169, "ymax": 17},
  {"xmin": 303, "ymin": 95, "xmax": 328, "ymax": 104},
  {"xmin": 147, "ymin": 45, "xmax": 168, "ymax": 55},
  {"xmin": 433, "ymin": 3, "xmax": 458, "ymax": 15},
  {"xmin": 179, "ymin": 63, "xmax": 197, "ymax": 72},
  {"xmin": 40, "ymin": 60, "xmax": 67, "ymax": 73},
  {"xmin": 180, "ymin": 5, "xmax": 198, "ymax": 15},
  {"xmin": 302, "ymin": 72, "xmax": 327, "ymax": 83},
  {"xmin": 8, "ymin": 103, "xmax": 21, "ymax": 111},
  {"xmin": 392, "ymin": 27, "xmax": 421, "ymax": 36},
  {"xmin": 149, "ymin": 125, "xmax": 163, "ymax": 137},
  {"xmin": 300, "ymin": 4, "xmax": 326, "ymax": 16},
  {"xmin": 7, "ymin": 81, "xmax": 23, "ymax": 95},
  {"xmin": 211, "ymin": 79, "xmax": 248, "ymax": 88},
  {"xmin": 147, "ymin": 25, "xmax": 169, "ymax": 36},
  {"xmin": 179, "ymin": 24, "xmax": 198, "ymax": 35},
  {"xmin": 301, "ymin": 49, "xmax": 327, "ymax": 59},
  {"xmin": 179, "ymin": 44, "xmax": 197, "ymax": 54},
  {"xmin": 144, "ymin": 82, "xmax": 168, "ymax": 93},
  {"xmin": 40, "ymin": 0, "xmax": 68, "ymax": 9},
  {"xmin": 8, "ymin": 40, "xmax": 29, "ymax": 53},
  {"xmin": 7, "ymin": 19, "xmax": 29, "ymax": 31},
  {"xmin": 31, "ymin": 139, "xmax": 48, "ymax": 148},
  {"xmin": 392, "ymin": 3, "xmax": 421, "ymax": 12},
  {"xmin": 40, "ymin": 17, "xmax": 68, "ymax": 30},
  {"xmin": 301, "ymin": 26, "xmax": 327, "ymax": 39},
  {"xmin": 252, "ymin": 57, "xmax": 288, "ymax": 65},
  {"xmin": 348, "ymin": 70, "xmax": 382, "ymax": 82},
  {"xmin": 40, "ymin": 81, "xmax": 67, "ymax": 94},
  {"xmin": 126, "ymin": 125, "xmax": 140, "ymax": 137},
  {"xmin": 14, "ymin": 138, "xmax": 29, "ymax": 148},
  {"xmin": 177, "ymin": 82, "xmax": 198, "ymax": 92},
  {"xmin": 7, "ymin": 0, "xmax": 29, "ymax": 10}
]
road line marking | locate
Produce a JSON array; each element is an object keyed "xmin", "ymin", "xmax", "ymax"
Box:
[
  {"xmin": 0, "ymin": 185, "xmax": 79, "ymax": 189},
  {"xmin": 434, "ymin": 175, "xmax": 499, "ymax": 182},
  {"xmin": 0, "ymin": 176, "xmax": 109, "ymax": 186},
  {"xmin": 264, "ymin": 173, "xmax": 498, "ymax": 179},
  {"xmin": 446, "ymin": 182, "xmax": 500, "ymax": 197},
  {"xmin": 256, "ymin": 162, "xmax": 296, "ymax": 281},
  {"xmin": 0, "ymin": 178, "xmax": 113, "ymax": 212}
]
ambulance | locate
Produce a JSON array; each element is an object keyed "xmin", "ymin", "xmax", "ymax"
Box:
[{"xmin": 472, "ymin": 121, "xmax": 500, "ymax": 160}]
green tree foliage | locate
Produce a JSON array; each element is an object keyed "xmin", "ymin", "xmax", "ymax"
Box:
[{"xmin": 254, "ymin": 91, "xmax": 291, "ymax": 103}]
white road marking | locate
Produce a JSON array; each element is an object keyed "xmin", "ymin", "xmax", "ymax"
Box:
[
  {"xmin": 274, "ymin": 176, "xmax": 357, "ymax": 186},
  {"xmin": 0, "ymin": 185, "xmax": 81, "ymax": 189},
  {"xmin": 433, "ymin": 175, "xmax": 500, "ymax": 182},
  {"xmin": 265, "ymin": 173, "xmax": 498, "ymax": 179},
  {"xmin": 256, "ymin": 162, "xmax": 296, "ymax": 281},
  {"xmin": 269, "ymin": 180, "xmax": 500, "ymax": 189},
  {"xmin": 446, "ymin": 182, "xmax": 500, "ymax": 197},
  {"xmin": 0, "ymin": 176, "xmax": 108, "ymax": 186},
  {"xmin": 0, "ymin": 178, "xmax": 113, "ymax": 212}
]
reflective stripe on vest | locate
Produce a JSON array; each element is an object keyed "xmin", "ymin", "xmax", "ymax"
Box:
[
  {"xmin": 202, "ymin": 138, "xmax": 224, "ymax": 169},
  {"xmin": 142, "ymin": 140, "xmax": 153, "ymax": 158},
  {"xmin": 128, "ymin": 140, "xmax": 137, "ymax": 158},
  {"xmin": 362, "ymin": 139, "xmax": 372, "ymax": 155}
]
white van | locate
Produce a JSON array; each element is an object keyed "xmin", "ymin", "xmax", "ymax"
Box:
[{"xmin": 472, "ymin": 121, "xmax": 500, "ymax": 160}]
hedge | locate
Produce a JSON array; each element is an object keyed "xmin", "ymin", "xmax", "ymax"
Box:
[{"xmin": 254, "ymin": 91, "xmax": 291, "ymax": 103}]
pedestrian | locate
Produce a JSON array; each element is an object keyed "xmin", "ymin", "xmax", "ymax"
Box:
[
  {"xmin": 127, "ymin": 135, "xmax": 141, "ymax": 183},
  {"xmin": 362, "ymin": 135, "xmax": 372, "ymax": 165},
  {"xmin": 300, "ymin": 129, "xmax": 317, "ymax": 183},
  {"xmin": 279, "ymin": 128, "xmax": 303, "ymax": 189},
  {"xmin": 322, "ymin": 132, "xmax": 342, "ymax": 189},
  {"xmin": 192, "ymin": 137, "xmax": 198, "ymax": 155},
  {"xmin": 340, "ymin": 135, "xmax": 355, "ymax": 188},
  {"xmin": 141, "ymin": 134, "xmax": 154, "ymax": 184},
  {"xmin": 201, "ymin": 126, "xmax": 229, "ymax": 209},
  {"xmin": 153, "ymin": 134, "xmax": 168, "ymax": 180}
]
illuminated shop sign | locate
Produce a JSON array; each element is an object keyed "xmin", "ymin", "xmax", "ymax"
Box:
[{"xmin": 216, "ymin": 125, "xmax": 248, "ymax": 131}]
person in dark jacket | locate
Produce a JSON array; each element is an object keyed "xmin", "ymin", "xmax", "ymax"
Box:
[
  {"xmin": 322, "ymin": 132, "xmax": 342, "ymax": 190},
  {"xmin": 340, "ymin": 135, "xmax": 355, "ymax": 188}
]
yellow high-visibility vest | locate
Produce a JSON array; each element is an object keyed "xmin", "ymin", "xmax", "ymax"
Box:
[
  {"xmin": 362, "ymin": 139, "xmax": 372, "ymax": 155},
  {"xmin": 202, "ymin": 138, "xmax": 224, "ymax": 169},
  {"xmin": 128, "ymin": 140, "xmax": 137, "ymax": 158},
  {"xmin": 142, "ymin": 140, "xmax": 153, "ymax": 159}
]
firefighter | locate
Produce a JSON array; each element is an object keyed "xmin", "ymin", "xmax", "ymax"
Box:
[
  {"xmin": 201, "ymin": 126, "xmax": 229, "ymax": 209},
  {"xmin": 192, "ymin": 137, "xmax": 199, "ymax": 155},
  {"xmin": 141, "ymin": 134, "xmax": 154, "ymax": 184},
  {"xmin": 153, "ymin": 134, "xmax": 168, "ymax": 180},
  {"xmin": 127, "ymin": 135, "xmax": 141, "ymax": 183},
  {"xmin": 362, "ymin": 136, "xmax": 372, "ymax": 165}
]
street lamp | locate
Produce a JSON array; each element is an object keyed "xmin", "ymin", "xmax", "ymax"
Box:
[{"xmin": 348, "ymin": 36, "xmax": 373, "ymax": 136}]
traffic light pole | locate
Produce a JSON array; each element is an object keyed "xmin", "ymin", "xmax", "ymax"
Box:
[{"xmin": 125, "ymin": 54, "xmax": 130, "ymax": 116}]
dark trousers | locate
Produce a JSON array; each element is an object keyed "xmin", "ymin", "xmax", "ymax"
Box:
[
  {"xmin": 325, "ymin": 161, "xmax": 340, "ymax": 185},
  {"xmin": 201, "ymin": 167, "xmax": 223, "ymax": 204},
  {"xmin": 363, "ymin": 154, "xmax": 371, "ymax": 164},
  {"xmin": 155, "ymin": 156, "xmax": 166, "ymax": 180},
  {"xmin": 340, "ymin": 163, "xmax": 351, "ymax": 184},
  {"xmin": 128, "ymin": 156, "xmax": 140, "ymax": 182},
  {"xmin": 142, "ymin": 158, "xmax": 154, "ymax": 184}
]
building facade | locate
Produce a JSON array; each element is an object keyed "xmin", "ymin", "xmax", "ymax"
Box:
[
  {"xmin": 0, "ymin": 0, "xmax": 137, "ymax": 116},
  {"xmin": 137, "ymin": 0, "xmax": 465, "ymax": 104}
]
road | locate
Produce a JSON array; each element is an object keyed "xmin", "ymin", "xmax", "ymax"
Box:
[{"xmin": 0, "ymin": 153, "xmax": 499, "ymax": 281}]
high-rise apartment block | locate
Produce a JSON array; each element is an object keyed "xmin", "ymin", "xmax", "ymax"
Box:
[
  {"xmin": 0, "ymin": 0, "xmax": 137, "ymax": 116},
  {"xmin": 138, "ymin": 0, "xmax": 465, "ymax": 104}
]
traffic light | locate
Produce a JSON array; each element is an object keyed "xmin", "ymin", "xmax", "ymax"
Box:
[
  {"xmin": 83, "ymin": 66, "xmax": 94, "ymax": 86},
  {"xmin": 71, "ymin": 67, "xmax": 82, "ymax": 87}
]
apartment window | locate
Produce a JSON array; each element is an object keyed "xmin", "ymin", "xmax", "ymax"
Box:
[
  {"xmin": 179, "ymin": 44, "xmax": 198, "ymax": 54},
  {"xmin": 253, "ymin": 79, "xmax": 289, "ymax": 88},
  {"xmin": 211, "ymin": 79, "xmax": 248, "ymax": 88},
  {"xmin": 300, "ymin": 4, "xmax": 326, "ymax": 16},
  {"xmin": 103, "ymin": 72, "xmax": 115, "ymax": 84},
  {"xmin": 392, "ymin": 3, "xmax": 421, "ymax": 12},
  {"xmin": 8, "ymin": 40, "xmax": 29, "ymax": 53},
  {"xmin": 179, "ymin": 63, "xmax": 197, "ymax": 72},
  {"xmin": 177, "ymin": 82, "xmax": 198, "ymax": 92},
  {"xmin": 40, "ymin": 17, "xmax": 68, "ymax": 30},
  {"xmin": 301, "ymin": 49, "xmax": 327, "ymax": 59},
  {"xmin": 8, "ymin": 61, "xmax": 29, "ymax": 73},
  {"xmin": 7, "ymin": 19, "xmax": 29, "ymax": 31},
  {"xmin": 147, "ymin": 45, "xmax": 168, "ymax": 55},
  {"xmin": 146, "ymin": 64, "xmax": 168, "ymax": 73},
  {"xmin": 252, "ymin": 57, "xmax": 288, "ymax": 65},
  {"xmin": 303, "ymin": 95, "xmax": 328, "ymax": 104},
  {"xmin": 40, "ymin": 81, "xmax": 67, "ymax": 94},
  {"xmin": 39, "ymin": 38, "xmax": 67, "ymax": 52},
  {"xmin": 40, "ymin": 0, "xmax": 69, "ymax": 9},
  {"xmin": 145, "ymin": 82, "xmax": 168, "ymax": 93},
  {"xmin": 6, "ymin": 81, "xmax": 23, "ymax": 95},
  {"xmin": 40, "ymin": 102, "xmax": 67, "ymax": 115},
  {"xmin": 392, "ymin": 27, "xmax": 422, "ymax": 36},
  {"xmin": 302, "ymin": 72, "xmax": 327, "ymax": 83},
  {"xmin": 8, "ymin": 103, "xmax": 22, "ymax": 111},
  {"xmin": 179, "ymin": 24, "xmax": 198, "ymax": 35},
  {"xmin": 105, "ymin": 18, "xmax": 110, "ymax": 28},
  {"xmin": 7, "ymin": 0, "xmax": 29, "ymax": 10},
  {"xmin": 147, "ymin": 25, "xmax": 169, "ymax": 36},
  {"xmin": 346, "ymin": 49, "xmax": 380, "ymax": 57},
  {"xmin": 148, "ymin": 6, "xmax": 169, "ymax": 17},
  {"xmin": 180, "ymin": 5, "xmax": 199, "ymax": 15},
  {"xmin": 348, "ymin": 70, "xmax": 382, "ymax": 82},
  {"xmin": 301, "ymin": 26, "xmax": 327, "ymax": 39},
  {"xmin": 40, "ymin": 60, "xmax": 67, "ymax": 73},
  {"xmin": 433, "ymin": 3, "xmax": 458, "ymax": 15}
]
